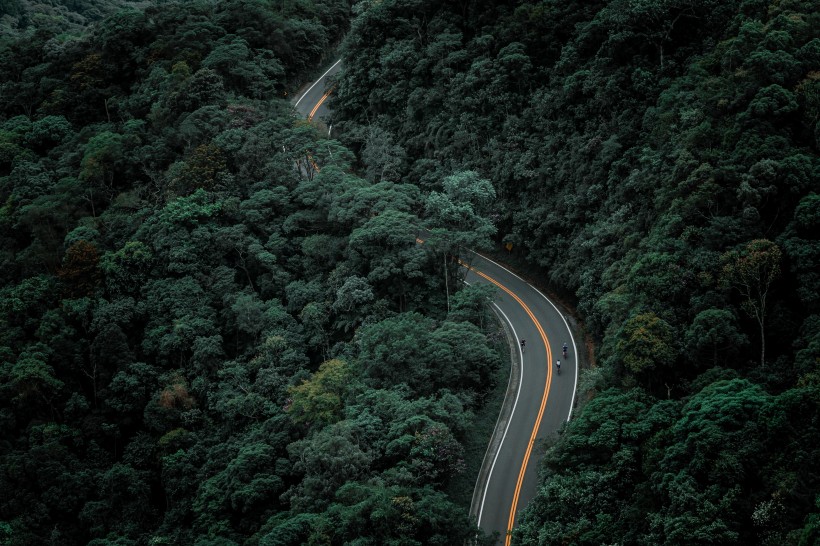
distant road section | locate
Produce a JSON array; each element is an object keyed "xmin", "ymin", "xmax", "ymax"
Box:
[
  {"xmin": 294, "ymin": 62, "xmax": 579, "ymax": 546},
  {"xmin": 293, "ymin": 59, "xmax": 341, "ymax": 121}
]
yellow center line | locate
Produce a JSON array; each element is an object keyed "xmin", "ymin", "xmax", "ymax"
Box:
[
  {"xmin": 308, "ymin": 87, "xmax": 334, "ymax": 120},
  {"xmin": 304, "ymin": 87, "xmax": 336, "ymax": 173},
  {"xmin": 417, "ymin": 241, "xmax": 553, "ymax": 542},
  {"xmin": 463, "ymin": 262, "xmax": 553, "ymax": 546}
]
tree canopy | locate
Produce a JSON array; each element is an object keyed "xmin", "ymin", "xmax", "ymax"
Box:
[
  {"xmin": 0, "ymin": 1, "xmax": 503, "ymax": 544},
  {"xmin": 331, "ymin": 0, "xmax": 820, "ymax": 543},
  {"xmin": 3, "ymin": 0, "xmax": 819, "ymax": 543}
]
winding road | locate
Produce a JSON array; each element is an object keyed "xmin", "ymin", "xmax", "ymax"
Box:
[
  {"xmin": 293, "ymin": 61, "xmax": 578, "ymax": 545},
  {"xmin": 294, "ymin": 59, "xmax": 341, "ymax": 124},
  {"xmin": 464, "ymin": 251, "xmax": 577, "ymax": 545}
]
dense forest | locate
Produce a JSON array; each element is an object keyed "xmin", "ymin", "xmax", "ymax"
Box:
[
  {"xmin": 0, "ymin": 1, "xmax": 506, "ymax": 544},
  {"xmin": 2, "ymin": 0, "xmax": 820, "ymax": 544},
  {"xmin": 0, "ymin": 0, "xmax": 147, "ymax": 36},
  {"xmin": 331, "ymin": 0, "xmax": 820, "ymax": 544}
]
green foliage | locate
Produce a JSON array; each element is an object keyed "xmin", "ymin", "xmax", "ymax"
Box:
[
  {"xmin": 616, "ymin": 312, "xmax": 678, "ymax": 376},
  {"xmin": 424, "ymin": 170, "xmax": 497, "ymax": 251},
  {"xmin": 287, "ymin": 358, "xmax": 352, "ymax": 426},
  {"xmin": 0, "ymin": 4, "xmax": 501, "ymax": 544},
  {"xmin": 99, "ymin": 241, "xmax": 153, "ymax": 297},
  {"xmin": 4, "ymin": 343, "xmax": 63, "ymax": 403},
  {"xmin": 448, "ymin": 283, "xmax": 496, "ymax": 328},
  {"xmin": 357, "ymin": 312, "xmax": 499, "ymax": 399},
  {"xmin": 516, "ymin": 380, "xmax": 820, "ymax": 544},
  {"xmin": 332, "ymin": 0, "xmax": 820, "ymax": 542},
  {"xmin": 167, "ymin": 143, "xmax": 229, "ymax": 197},
  {"xmin": 684, "ymin": 308, "xmax": 748, "ymax": 368},
  {"xmin": 721, "ymin": 239, "xmax": 783, "ymax": 367},
  {"xmin": 781, "ymin": 193, "xmax": 820, "ymax": 312},
  {"xmin": 4, "ymin": 0, "xmax": 818, "ymax": 542}
]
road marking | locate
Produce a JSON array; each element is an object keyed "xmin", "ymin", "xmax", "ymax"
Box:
[
  {"xmin": 303, "ymin": 87, "xmax": 336, "ymax": 172},
  {"xmin": 294, "ymin": 58, "xmax": 341, "ymax": 108},
  {"xmin": 418, "ymin": 238, "xmax": 566, "ymax": 541},
  {"xmin": 465, "ymin": 266, "xmax": 553, "ymax": 545},
  {"xmin": 467, "ymin": 249, "xmax": 578, "ymax": 423},
  {"xmin": 309, "ymin": 88, "xmax": 334, "ymax": 121},
  {"xmin": 294, "ymin": 61, "xmax": 340, "ymax": 174},
  {"xmin": 473, "ymin": 301, "xmax": 524, "ymax": 529}
]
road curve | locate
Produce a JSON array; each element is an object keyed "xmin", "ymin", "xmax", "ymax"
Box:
[
  {"xmin": 293, "ymin": 62, "xmax": 578, "ymax": 545},
  {"xmin": 463, "ymin": 251, "xmax": 577, "ymax": 545},
  {"xmin": 294, "ymin": 59, "xmax": 341, "ymax": 121}
]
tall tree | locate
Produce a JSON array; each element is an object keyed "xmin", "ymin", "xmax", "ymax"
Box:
[
  {"xmin": 721, "ymin": 239, "xmax": 782, "ymax": 367},
  {"xmin": 423, "ymin": 170, "xmax": 496, "ymax": 311}
]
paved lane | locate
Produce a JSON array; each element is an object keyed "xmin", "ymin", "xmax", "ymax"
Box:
[
  {"xmin": 464, "ymin": 251, "xmax": 577, "ymax": 545},
  {"xmin": 293, "ymin": 59, "xmax": 341, "ymax": 121}
]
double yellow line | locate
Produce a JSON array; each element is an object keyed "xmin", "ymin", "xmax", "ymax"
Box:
[
  {"xmin": 303, "ymin": 87, "xmax": 336, "ymax": 175},
  {"xmin": 308, "ymin": 87, "xmax": 334, "ymax": 121},
  {"xmin": 470, "ymin": 266, "xmax": 552, "ymax": 545}
]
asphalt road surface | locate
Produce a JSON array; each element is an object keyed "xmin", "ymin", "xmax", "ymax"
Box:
[
  {"xmin": 293, "ymin": 62, "xmax": 579, "ymax": 546},
  {"xmin": 293, "ymin": 59, "xmax": 341, "ymax": 121},
  {"xmin": 464, "ymin": 251, "xmax": 577, "ymax": 545}
]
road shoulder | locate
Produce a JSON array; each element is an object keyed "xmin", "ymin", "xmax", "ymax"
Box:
[{"xmin": 469, "ymin": 305, "xmax": 523, "ymax": 521}]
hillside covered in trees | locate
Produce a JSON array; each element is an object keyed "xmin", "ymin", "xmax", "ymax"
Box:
[
  {"xmin": 2, "ymin": 0, "xmax": 820, "ymax": 544},
  {"xmin": 1, "ymin": 0, "xmax": 146, "ymax": 36},
  {"xmin": 331, "ymin": 0, "xmax": 820, "ymax": 544},
  {"xmin": 0, "ymin": 1, "xmax": 506, "ymax": 544}
]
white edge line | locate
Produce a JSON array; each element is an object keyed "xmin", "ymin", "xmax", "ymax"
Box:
[
  {"xmin": 467, "ymin": 250, "xmax": 578, "ymax": 423},
  {"xmin": 475, "ymin": 301, "xmax": 524, "ymax": 528},
  {"xmin": 294, "ymin": 59, "xmax": 342, "ymax": 108},
  {"xmin": 463, "ymin": 280, "xmax": 506, "ymax": 522}
]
